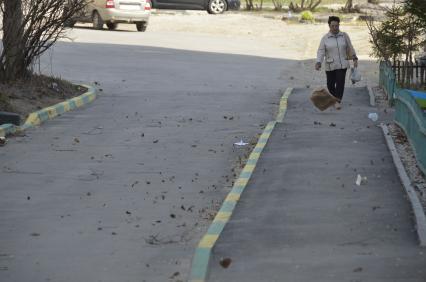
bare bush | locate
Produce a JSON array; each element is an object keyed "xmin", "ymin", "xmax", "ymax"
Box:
[
  {"xmin": 245, "ymin": 0, "xmax": 254, "ymax": 10},
  {"xmin": 289, "ymin": 0, "xmax": 322, "ymax": 12},
  {"xmin": 271, "ymin": 0, "xmax": 283, "ymax": 11},
  {"xmin": 0, "ymin": 0, "xmax": 87, "ymax": 83},
  {"xmin": 245, "ymin": 0, "xmax": 264, "ymax": 10},
  {"xmin": 345, "ymin": 0, "xmax": 353, "ymax": 10},
  {"xmin": 341, "ymin": 0, "xmax": 361, "ymax": 13}
]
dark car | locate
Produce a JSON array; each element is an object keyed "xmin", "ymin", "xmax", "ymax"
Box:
[{"xmin": 152, "ymin": 0, "xmax": 240, "ymax": 14}]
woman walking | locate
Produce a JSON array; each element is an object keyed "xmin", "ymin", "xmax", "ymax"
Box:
[{"xmin": 315, "ymin": 16, "xmax": 358, "ymax": 110}]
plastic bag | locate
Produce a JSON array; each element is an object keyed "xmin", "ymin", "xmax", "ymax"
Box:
[
  {"xmin": 350, "ymin": 67, "xmax": 361, "ymax": 84},
  {"xmin": 310, "ymin": 87, "xmax": 339, "ymax": 111},
  {"xmin": 368, "ymin": 113, "xmax": 378, "ymax": 121}
]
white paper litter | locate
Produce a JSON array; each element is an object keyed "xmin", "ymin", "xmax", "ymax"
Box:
[
  {"xmin": 234, "ymin": 139, "xmax": 249, "ymax": 146},
  {"xmin": 355, "ymin": 174, "xmax": 368, "ymax": 186}
]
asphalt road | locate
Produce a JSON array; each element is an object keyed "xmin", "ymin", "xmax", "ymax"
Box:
[
  {"xmin": 209, "ymin": 88, "xmax": 426, "ymax": 281},
  {"xmin": 0, "ymin": 27, "xmax": 291, "ymax": 281}
]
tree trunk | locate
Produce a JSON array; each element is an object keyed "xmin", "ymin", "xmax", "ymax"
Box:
[
  {"xmin": 345, "ymin": 0, "xmax": 353, "ymax": 10},
  {"xmin": 2, "ymin": 0, "xmax": 26, "ymax": 82},
  {"xmin": 245, "ymin": 0, "xmax": 254, "ymax": 10},
  {"xmin": 310, "ymin": 0, "xmax": 321, "ymax": 10}
]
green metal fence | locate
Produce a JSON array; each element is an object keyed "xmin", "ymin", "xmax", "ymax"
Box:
[
  {"xmin": 379, "ymin": 60, "xmax": 397, "ymax": 104},
  {"xmin": 380, "ymin": 60, "xmax": 426, "ymax": 175},
  {"xmin": 394, "ymin": 89, "xmax": 426, "ymax": 175}
]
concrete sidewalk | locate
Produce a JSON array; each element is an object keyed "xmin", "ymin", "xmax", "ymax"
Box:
[{"xmin": 208, "ymin": 88, "xmax": 426, "ymax": 281}]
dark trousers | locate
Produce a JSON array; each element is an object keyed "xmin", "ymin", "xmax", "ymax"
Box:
[{"xmin": 326, "ymin": 68, "xmax": 347, "ymax": 102}]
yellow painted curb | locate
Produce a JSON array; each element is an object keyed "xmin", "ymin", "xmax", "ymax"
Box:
[{"xmin": 189, "ymin": 88, "xmax": 293, "ymax": 281}]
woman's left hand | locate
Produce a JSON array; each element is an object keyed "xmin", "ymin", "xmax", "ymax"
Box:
[{"xmin": 353, "ymin": 59, "xmax": 358, "ymax": 68}]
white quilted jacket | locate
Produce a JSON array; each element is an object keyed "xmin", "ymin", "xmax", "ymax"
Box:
[{"xmin": 316, "ymin": 31, "xmax": 357, "ymax": 71}]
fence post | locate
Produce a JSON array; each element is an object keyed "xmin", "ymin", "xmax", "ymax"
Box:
[
  {"xmin": 397, "ymin": 60, "xmax": 401, "ymax": 83},
  {"xmin": 390, "ymin": 76, "xmax": 396, "ymax": 106},
  {"xmin": 380, "ymin": 60, "xmax": 398, "ymax": 105},
  {"xmin": 415, "ymin": 61, "xmax": 419, "ymax": 89}
]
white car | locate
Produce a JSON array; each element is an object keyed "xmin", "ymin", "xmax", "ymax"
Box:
[{"xmin": 66, "ymin": 0, "xmax": 151, "ymax": 31}]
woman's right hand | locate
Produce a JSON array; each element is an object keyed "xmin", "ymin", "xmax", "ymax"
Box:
[{"xmin": 315, "ymin": 62, "xmax": 321, "ymax": 71}]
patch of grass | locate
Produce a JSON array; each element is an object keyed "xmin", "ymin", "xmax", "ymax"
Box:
[{"xmin": 313, "ymin": 6, "xmax": 332, "ymax": 13}]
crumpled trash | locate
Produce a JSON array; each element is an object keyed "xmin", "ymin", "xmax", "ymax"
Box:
[
  {"xmin": 0, "ymin": 137, "xmax": 6, "ymax": 146},
  {"xmin": 355, "ymin": 174, "xmax": 368, "ymax": 186},
  {"xmin": 51, "ymin": 82, "xmax": 60, "ymax": 92},
  {"xmin": 368, "ymin": 113, "xmax": 379, "ymax": 122},
  {"xmin": 234, "ymin": 139, "xmax": 248, "ymax": 146}
]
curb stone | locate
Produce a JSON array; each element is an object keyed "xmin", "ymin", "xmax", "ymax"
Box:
[
  {"xmin": 381, "ymin": 123, "xmax": 426, "ymax": 247},
  {"xmin": 367, "ymin": 86, "xmax": 376, "ymax": 107},
  {"xmin": 0, "ymin": 84, "xmax": 96, "ymax": 137},
  {"xmin": 188, "ymin": 88, "xmax": 293, "ymax": 282}
]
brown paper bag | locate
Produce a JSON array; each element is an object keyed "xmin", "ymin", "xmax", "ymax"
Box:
[{"xmin": 310, "ymin": 87, "xmax": 338, "ymax": 111}]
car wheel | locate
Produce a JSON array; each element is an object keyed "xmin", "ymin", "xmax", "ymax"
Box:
[
  {"xmin": 136, "ymin": 22, "xmax": 147, "ymax": 32},
  {"xmin": 92, "ymin": 11, "xmax": 104, "ymax": 30},
  {"xmin": 107, "ymin": 22, "xmax": 118, "ymax": 30},
  {"xmin": 208, "ymin": 0, "xmax": 227, "ymax": 14}
]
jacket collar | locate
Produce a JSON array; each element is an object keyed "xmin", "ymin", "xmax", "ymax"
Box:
[{"xmin": 327, "ymin": 31, "xmax": 343, "ymax": 38}]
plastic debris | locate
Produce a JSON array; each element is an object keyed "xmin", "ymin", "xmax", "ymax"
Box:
[
  {"xmin": 355, "ymin": 174, "xmax": 368, "ymax": 186},
  {"xmin": 350, "ymin": 68, "xmax": 362, "ymax": 84},
  {"xmin": 51, "ymin": 82, "xmax": 59, "ymax": 91},
  {"xmin": 0, "ymin": 137, "xmax": 6, "ymax": 146},
  {"xmin": 234, "ymin": 139, "xmax": 248, "ymax": 146},
  {"xmin": 368, "ymin": 113, "xmax": 379, "ymax": 122}
]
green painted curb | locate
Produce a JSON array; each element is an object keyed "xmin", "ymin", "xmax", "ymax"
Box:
[{"xmin": 0, "ymin": 123, "xmax": 17, "ymax": 137}]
